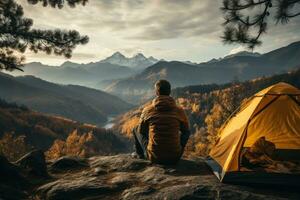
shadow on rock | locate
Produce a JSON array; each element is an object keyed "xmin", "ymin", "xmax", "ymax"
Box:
[
  {"xmin": 49, "ymin": 156, "xmax": 89, "ymax": 173},
  {"xmin": 0, "ymin": 155, "xmax": 29, "ymax": 200},
  {"xmin": 161, "ymin": 158, "xmax": 212, "ymax": 176},
  {"xmin": 15, "ymin": 150, "xmax": 48, "ymax": 179}
]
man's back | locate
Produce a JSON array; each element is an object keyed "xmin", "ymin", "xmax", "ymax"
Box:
[{"xmin": 139, "ymin": 95, "xmax": 190, "ymax": 164}]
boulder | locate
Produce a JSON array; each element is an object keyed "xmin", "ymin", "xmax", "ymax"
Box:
[{"xmin": 15, "ymin": 150, "xmax": 48, "ymax": 178}]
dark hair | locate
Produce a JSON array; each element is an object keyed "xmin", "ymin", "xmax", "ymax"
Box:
[{"xmin": 155, "ymin": 80, "xmax": 171, "ymax": 96}]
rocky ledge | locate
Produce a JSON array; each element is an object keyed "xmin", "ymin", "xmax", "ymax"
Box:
[{"xmin": 1, "ymin": 151, "xmax": 299, "ymax": 200}]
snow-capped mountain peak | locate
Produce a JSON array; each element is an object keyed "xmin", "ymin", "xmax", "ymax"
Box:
[
  {"xmin": 224, "ymin": 51, "xmax": 261, "ymax": 59},
  {"xmin": 100, "ymin": 52, "xmax": 159, "ymax": 69},
  {"xmin": 111, "ymin": 52, "xmax": 126, "ymax": 59}
]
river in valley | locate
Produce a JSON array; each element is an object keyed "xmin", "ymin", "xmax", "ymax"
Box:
[{"xmin": 103, "ymin": 116, "xmax": 115, "ymax": 129}]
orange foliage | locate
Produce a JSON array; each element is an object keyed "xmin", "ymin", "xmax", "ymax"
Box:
[
  {"xmin": 113, "ymin": 102, "xmax": 151, "ymax": 138},
  {"xmin": 120, "ymin": 116, "xmax": 140, "ymax": 138},
  {"xmin": 45, "ymin": 139, "xmax": 65, "ymax": 160},
  {"xmin": 45, "ymin": 129, "xmax": 125, "ymax": 160},
  {"xmin": 46, "ymin": 129, "xmax": 96, "ymax": 159},
  {"xmin": 0, "ymin": 133, "xmax": 33, "ymax": 162}
]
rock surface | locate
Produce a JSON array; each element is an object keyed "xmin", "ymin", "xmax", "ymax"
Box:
[
  {"xmin": 1, "ymin": 154, "xmax": 300, "ymax": 200},
  {"xmin": 35, "ymin": 154, "xmax": 300, "ymax": 200}
]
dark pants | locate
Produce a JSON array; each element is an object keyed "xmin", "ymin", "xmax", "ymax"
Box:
[
  {"xmin": 133, "ymin": 127, "xmax": 148, "ymax": 159},
  {"xmin": 133, "ymin": 127, "xmax": 186, "ymax": 163}
]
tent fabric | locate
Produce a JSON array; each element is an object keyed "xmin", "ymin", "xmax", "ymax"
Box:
[
  {"xmin": 255, "ymin": 82, "xmax": 300, "ymax": 96},
  {"xmin": 245, "ymin": 95, "xmax": 300, "ymax": 149},
  {"xmin": 207, "ymin": 82, "xmax": 300, "ymax": 182}
]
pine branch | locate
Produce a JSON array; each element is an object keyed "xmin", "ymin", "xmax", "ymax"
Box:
[
  {"xmin": 221, "ymin": 0, "xmax": 300, "ymax": 49},
  {"xmin": 27, "ymin": 0, "xmax": 88, "ymax": 8},
  {"xmin": 0, "ymin": 49, "xmax": 24, "ymax": 71},
  {"xmin": 222, "ymin": 0, "xmax": 269, "ymax": 11},
  {"xmin": 275, "ymin": 0, "xmax": 300, "ymax": 23},
  {"xmin": 0, "ymin": 0, "xmax": 89, "ymax": 71}
]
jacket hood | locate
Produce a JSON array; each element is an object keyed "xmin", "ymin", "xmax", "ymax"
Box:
[{"xmin": 152, "ymin": 95, "xmax": 176, "ymax": 111}]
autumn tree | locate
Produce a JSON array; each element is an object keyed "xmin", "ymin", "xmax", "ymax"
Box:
[
  {"xmin": 0, "ymin": 132, "xmax": 32, "ymax": 162},
  {"xmin": 222, "ymin": 0, "xmax": 300, "ymax": 49},
  {"xmin": 0, "ymin": 0, "xmax": 89, "ymax": 71},
  {"xmin": 46, "ymin": 129, "xmax": 121, "ymax": 160}
]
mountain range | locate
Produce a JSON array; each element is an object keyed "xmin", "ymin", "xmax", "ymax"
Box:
[
  {"xmin": 0, "ymin": 72, "xmax": 132, "ymax": 125},
  {"xmin": 105, "ymin": 41, "xmax": 300, "ymax": 104},
  {"xmin": 11, "ymin": 61, "xmax": 135, "ymax": 89},
  {"xmin": 9, "ymin": 52, "xmax": 159, "ymax": 89},
  {"xmin": 6, "ymin": 41, "xmax": 300, "ymax": 104}
]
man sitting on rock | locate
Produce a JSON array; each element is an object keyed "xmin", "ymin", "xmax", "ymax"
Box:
[{"xmin": 133, "ymin": 80, "xmax": 191, "ymax": 165}]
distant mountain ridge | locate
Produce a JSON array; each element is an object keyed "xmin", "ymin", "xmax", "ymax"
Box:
[
  {"xmin": 9, "ymin": 50, "xmax": 264, "ymax": 93},
  {"xmin": 106, "ymin": 41, "xmax": 300, "ymax": 104},
  {"xmin": 0, "ymin": 73, "xmax": 132, "ymax": 125},
  {"xmin": 11, "ymin": 61, "xmax": 135, "ymax": 89},
  {"xmin": 202, "ymin": 51, "xmax": 261, "ymax": 64},
  {"xmin": 9, "ymin": 52, "xmax": 159, "ymax": 89}
]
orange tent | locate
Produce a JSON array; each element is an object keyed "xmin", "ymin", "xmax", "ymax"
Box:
[{"xmin": 206, "ymin": 82, "xmax": 300, "ymax": 185}]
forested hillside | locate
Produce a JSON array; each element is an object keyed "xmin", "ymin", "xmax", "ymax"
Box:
[
  {"xmin": 0, "ymin": 72, "xmax": 132, "ymax": 125},
  {"xmin": 0, "ymin": 100, "xmax": 130, "ymax": 162},
  {"xmin": 114, "ymin": 68, "xmax": 300, "ymax": 156}
]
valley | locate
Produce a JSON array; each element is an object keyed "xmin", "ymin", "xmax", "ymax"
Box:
[
  {"xmin": 0, "ymin": 72, "xmax": 132, "ymax": 126},
  {"xmin": 0, "ymin": 99, "xmax": 131, "ymax": 162}
]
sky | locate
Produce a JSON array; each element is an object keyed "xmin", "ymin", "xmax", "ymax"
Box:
[{"xmin": 18, "ymin": 0, "xmax": 300, "ymax": 65}]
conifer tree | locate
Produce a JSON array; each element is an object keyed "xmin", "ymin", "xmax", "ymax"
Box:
[
  {"xmin": 0, "ymin": 0, "xmax": 89, "ymax": 71},
  {"xmin": 222, "ymin": 0, "xmax": 300, "ymax": 49}
]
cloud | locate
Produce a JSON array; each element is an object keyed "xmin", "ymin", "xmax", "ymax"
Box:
[
  {"xmin": 15, "ymin": 0, "xmax": 300, "ymax": 65},
  {"xmin": 18, "ymin": 0, "xmax": 223, "ymax": 41}
]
